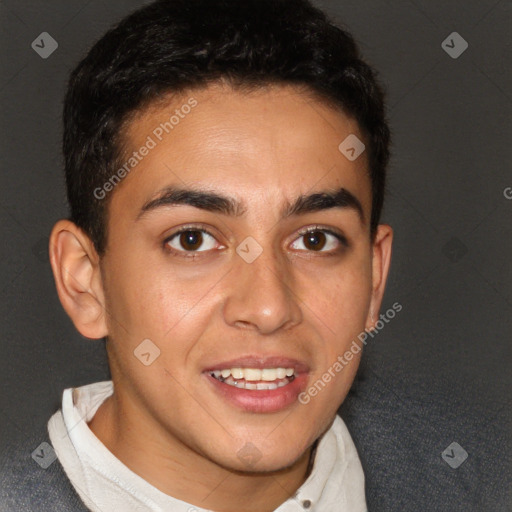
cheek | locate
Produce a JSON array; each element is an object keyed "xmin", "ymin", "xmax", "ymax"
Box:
[
  {"xmin": 297, "ymin": 255, "xmax": 372, "ymax": 340},
  {"xmin": 103, "ymin": 250, "xmax": 212, "ymax": 333},
  {"xmin": 102, "ymin": 261, "xmax": 226, "ymax": 382}
]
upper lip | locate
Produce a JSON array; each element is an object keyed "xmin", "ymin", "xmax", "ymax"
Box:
[{"xmin": 203, "ymin": 355, "xmax": 310, "ymax": 374}]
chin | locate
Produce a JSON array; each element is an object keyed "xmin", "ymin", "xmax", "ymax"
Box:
[{"xmin": 209, "ymin": 438, "xmax": 310, "ymax": 475}]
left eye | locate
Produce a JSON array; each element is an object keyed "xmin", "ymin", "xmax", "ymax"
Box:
[
  {"xmin": 165, "ymin": 229, "xmax": 218, "ymax": 252},
  {"xmin": 291, "ymin": 229, "xmax": 345, "ymax": 252}
]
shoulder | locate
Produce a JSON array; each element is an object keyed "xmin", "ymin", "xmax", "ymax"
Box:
[
  {"xmin": 340, "ymin": 366, "xmax": 512, "ymax": 511},
  {"xmin": 0, "ymin": 425, "xmax": 89, "ymax": 512}
]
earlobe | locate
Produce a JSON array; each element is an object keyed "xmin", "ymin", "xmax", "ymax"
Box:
[
  {"xmin": 49, "ymin": 220, "xmax": 108, "ymax": 339},
  {"xmin": 365, "ymin": 224, "xmax": 393, "ymax": 331}
]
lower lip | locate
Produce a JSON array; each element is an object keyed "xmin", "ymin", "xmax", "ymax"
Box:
[{"xmin": 204, "ymin": 372, "xmax": 309, "ymax": 413}]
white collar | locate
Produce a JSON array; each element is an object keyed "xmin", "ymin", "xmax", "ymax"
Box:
[{"xmin": 48, "ymin": 380, "xmax": 367, "ymax": 511}]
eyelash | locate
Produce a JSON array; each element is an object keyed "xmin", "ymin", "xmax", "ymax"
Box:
[{"xmin": 162, "ymin": 224, "xmax": 349, "ymax": 259}]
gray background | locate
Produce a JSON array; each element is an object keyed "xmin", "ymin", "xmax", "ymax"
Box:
[{"xmin": 1, "ymin": 0, "xmax": 511, "ymax": 510}]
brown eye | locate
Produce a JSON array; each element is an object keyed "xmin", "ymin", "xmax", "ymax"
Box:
[
  {"xmin": 303, "ymin": 231, "xmax": 327, "ymax": 251},
  {"xmin": 290, "ymin": 228, "xmax": 347, "ymax": 253},
  {"xmin": 179, "ymin": 230, "xmax": 203, "ymax": 251},
  {"xmin": 165, "ymin": 229, "xmax": 218, "ymax": 253}
]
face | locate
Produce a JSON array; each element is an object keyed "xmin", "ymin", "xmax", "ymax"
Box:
[{"xmin": 90, "ymin": 83, "xmax": 389, "ymax": 472}]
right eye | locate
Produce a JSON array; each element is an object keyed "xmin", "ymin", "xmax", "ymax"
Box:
[{"xmin": 164, "ymin": 227, "xmax": 221, "ymax": 257}]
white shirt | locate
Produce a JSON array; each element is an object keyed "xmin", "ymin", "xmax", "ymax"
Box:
[{"xmin": 48, "ymin": 380, "xmax": 367, "ymax": 512}]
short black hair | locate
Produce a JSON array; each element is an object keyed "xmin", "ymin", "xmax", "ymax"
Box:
[{"xmin": 63, "ymin": 0, "xmax": 391, "ymax": 255}]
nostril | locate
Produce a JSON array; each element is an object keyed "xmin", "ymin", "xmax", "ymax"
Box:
[{"xmin": 234, "ymin": 320, "xmax": 252, "ymax": 329}]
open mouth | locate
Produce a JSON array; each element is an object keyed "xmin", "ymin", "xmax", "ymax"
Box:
[
  {"xmin": 204, "ymin": 363, "xmax": 308, "ymax": 413},
  {"xmin": 202, "ymin": 356, "xmax": 309, "ymax": 412},
  {"xmin": 209, "ymin": 367, "xmax": 296, "ymax": 390}
]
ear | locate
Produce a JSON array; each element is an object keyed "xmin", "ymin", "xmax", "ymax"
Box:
[
  {"xmin": 365, "ymin": 224, "xmax": 393, "ymax": 331},
  {"xmin": 49, "ymin": 220, "xmax": 108, "ymax": 339}
]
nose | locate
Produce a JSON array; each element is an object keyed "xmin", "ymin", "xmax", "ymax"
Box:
[{"xmin": 222, "ymin": 245, "xmax": 303, "ymax": 335}]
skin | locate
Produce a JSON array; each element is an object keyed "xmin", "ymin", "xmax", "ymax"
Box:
[{"xmin": 49, "ymin": 82, "xmax": 392, "ymax": 512}]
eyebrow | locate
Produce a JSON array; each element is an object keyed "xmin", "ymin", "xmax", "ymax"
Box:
[{"xmin": 137, "ymin": 185, "xmax": 365, "ymax": 223}]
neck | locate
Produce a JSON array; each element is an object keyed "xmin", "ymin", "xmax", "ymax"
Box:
[{"xmin": 88, "ymin": 389, "xmax": 314, "ymax": 512}]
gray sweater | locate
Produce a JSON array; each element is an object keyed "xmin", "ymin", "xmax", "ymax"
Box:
[{"xmin": 0, "ymin": 426, "xmax": 89, "ymax": 512}]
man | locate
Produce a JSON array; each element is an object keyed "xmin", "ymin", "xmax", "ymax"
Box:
[{"xmin": 2, "ymin": 0, "xmax": 392, "ymax": 510}]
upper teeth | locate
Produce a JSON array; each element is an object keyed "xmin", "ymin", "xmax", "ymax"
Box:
[{"xmin": 211, "ymin": 367, "xmax": 295, "ymax": 381}]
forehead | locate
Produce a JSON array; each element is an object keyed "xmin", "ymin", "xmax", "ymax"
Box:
[{"xmin": 111, "ymin": 83, "xmax": 372, "ymax": 221}]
